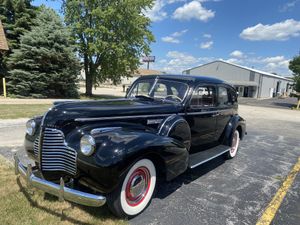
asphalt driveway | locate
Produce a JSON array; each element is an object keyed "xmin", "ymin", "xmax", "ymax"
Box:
[
  {"xmin": 130, "ymin": 105, "xmax": 300, "ymax": 225},
  {"xmin": 0, "ymin": 105, "xmax": 299, "ymax": 225},
  {"xmin": 238, "ymin": 97, "xmax": 298, "ymax": 109}
]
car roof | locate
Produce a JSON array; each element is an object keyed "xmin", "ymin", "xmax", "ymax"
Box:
[{"xmin": 138, "ymin": 74, "xmax": 227, "ymax": 85}]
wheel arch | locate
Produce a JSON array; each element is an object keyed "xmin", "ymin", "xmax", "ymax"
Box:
[{"xmin": 221, "ymin": 115, "xmax": 246, "ymax": 146}]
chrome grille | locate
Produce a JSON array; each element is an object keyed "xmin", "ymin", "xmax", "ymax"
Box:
[
  {"xmin": 33, "ymin": 136, "xmax": 40, "ymax": 158},
  {"xmin": 41, "ymin": 128, "xmax": 77, "ymax": 175}
]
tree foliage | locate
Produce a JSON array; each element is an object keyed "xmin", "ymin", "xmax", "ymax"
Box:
[
  {"xmin": 63, "ymin": 0, "xmax": 155, "ymax": 96},
  {"xmin": 7, "ymin": 6, "xmax": 80, "ymax": 98},
  {"xmin": 0, "ymin": 0, "xmax": 37, "ymax": 77},
  {"xmin": 289, "ymin": 55, "xmax": 300, "ymax": 94}
]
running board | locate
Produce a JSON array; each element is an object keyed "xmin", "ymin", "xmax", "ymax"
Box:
[{"xmin": 189, "ymin": 145, "xmax": 230, "ymax": 169}]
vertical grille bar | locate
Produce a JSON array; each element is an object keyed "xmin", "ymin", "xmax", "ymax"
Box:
[{"xmin": 41, "ymin": 128, "xmax": 77, "ymax": 175}]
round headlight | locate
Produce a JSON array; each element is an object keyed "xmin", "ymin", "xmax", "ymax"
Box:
[
  {"xmin": 80, "ymin": 135, "xmax": 96, "ymax": 156},
  {"xmin": 26, "ymin": 120, "xmax": 36, "ymax": 136}
]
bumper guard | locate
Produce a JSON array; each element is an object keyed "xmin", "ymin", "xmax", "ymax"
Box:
[{"xmin": 14, "ymin": 155, "xmax": 106, "ymax": 207}]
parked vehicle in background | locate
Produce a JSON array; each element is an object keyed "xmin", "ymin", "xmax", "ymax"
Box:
[{"xmin": 15, "ymin": 75, "xmax": 246, "ymax": 218}]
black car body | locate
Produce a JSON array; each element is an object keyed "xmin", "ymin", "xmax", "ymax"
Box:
[{"xmin": 15, "ymin": 75, "xmax": 246, "ymax": 218}]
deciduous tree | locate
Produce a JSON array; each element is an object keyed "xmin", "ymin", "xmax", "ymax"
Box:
[
  {"xmin": 63, "ymin": 0, "xmax": 155, "ymax": 96},
  {"xmin": 289, "ymin": 55, "xmax": 300, "ymax": 109}
]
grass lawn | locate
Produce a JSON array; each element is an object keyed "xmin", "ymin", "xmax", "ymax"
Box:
[
  {"xmin": 0, "ymin": 155, "xmax": 126, "ymax": 225},
  {"xmin": 0, "ymin": 104, "xmax": 51, "ymax": 119}
]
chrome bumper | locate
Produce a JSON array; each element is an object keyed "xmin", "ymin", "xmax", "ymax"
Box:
[{"xmin": 14, "ymin": 155, "xmax": 106, "ymax": 207}]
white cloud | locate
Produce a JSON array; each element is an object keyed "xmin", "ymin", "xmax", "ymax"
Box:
[
  {"xmin": 200, "ymin": 41, "xmax": 213, "ymax": 49},
  {"xmin": 143, "ymin": 0, "xmax": 167, "ymax": 22},
  {"xmin": 159, "ymin": 51, "xmax": 200, "ymax": 73},
  {"xmin": 261, "ymin": 56, "xmax": 285, "ymax": 63},
  {"xmin": 225, "ymin": 54, "xmax": 292, "ymax": 75},
  {"xmin": 240, "ymin": 19, "xmax": 300, "ymax": 41},
  {"xmin": 230, "ymin": 50, "xmax": 244, "ymax": 58},
  {"xmin": 161, "ymin": 29, "xmax": 188, "ymax": 44},
  {"xmin": 173, "ymin": 1, "xmax": 215, "ymax": 22},
  {"xmin": 161, "ymin": 29, "xmax": 188, "ymax": 43},
  {"xmin": 279, "ymin": 0, "xmax": 299, "ymax": 12},
  {"xmin": 225, "ymin": 58, "xmax": 244, "ymax": 64},
  {"xmin": 203, "ymin": 33, "xmax": 212, "ymax": 38},
  {"xmin": 172, "ymin": 29, "xmax": 188, "ymax": 37},
  {"xmin": 161, "ymin": 36, "xmax": 180, "ymax": 43}
]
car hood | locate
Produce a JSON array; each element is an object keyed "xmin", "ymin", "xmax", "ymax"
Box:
[{"xmin": 43, "ymin": 98, "xmax": 183, "ymax": 127}]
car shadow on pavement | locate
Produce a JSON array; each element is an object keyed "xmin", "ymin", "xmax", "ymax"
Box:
[
  {"xmin": 16, "ymin": 178, "xmax": 118, "ymax": 225},
  {"xmin": 155, "ymin": 155, "xmax": 226, "ymax": 200}
]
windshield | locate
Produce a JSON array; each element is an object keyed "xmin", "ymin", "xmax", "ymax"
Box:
[{"xmin": 127, "ymin": 78, "xmax": 189, "ymax": 103}]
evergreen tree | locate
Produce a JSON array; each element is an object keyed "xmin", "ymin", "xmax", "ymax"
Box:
[
  {"xmin": 7, "ymin": 6, "xmax": 80, "ymax": 98},
  {"xmin": 0, "ymin": 0, "xmax": 37, "ymax": 77}
]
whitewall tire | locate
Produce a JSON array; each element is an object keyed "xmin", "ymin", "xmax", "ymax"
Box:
[
  {"xmin": 227, "ymin": 130, "xmax": 240, "ymax": 159},
  {"xmin": 107, "ymin": 159, "xmax": 156, "ymax": 218}
]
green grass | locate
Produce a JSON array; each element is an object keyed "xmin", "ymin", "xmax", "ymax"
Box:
[
  {"xmin": 0, "ymin": 155, "xmax": 126, "ymax": 225},
  {"xmin": 0, "ymin": 104, "xmax": 51, "ymax": 119},
  {"xmin": 0, "ymin": 95, "xmax": 122, "ymax": 119}
]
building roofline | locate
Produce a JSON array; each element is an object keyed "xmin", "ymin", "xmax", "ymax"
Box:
[{"xmin": 183, "ymin": 60, "xmax": 293, "ymax": 82}]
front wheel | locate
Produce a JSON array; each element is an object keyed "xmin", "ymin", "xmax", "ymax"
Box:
[
  {"xmin": 226, "ymin": 130, "xmax": 240, "ymax": 159},
  {"xmin": 107, "ymin": 159, "xmax": 156, "ymax": 218}
]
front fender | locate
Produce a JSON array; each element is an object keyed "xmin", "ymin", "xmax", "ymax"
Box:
[{"xmin": 66, "ymin": 124, "xmax": 188, "ymax": 193}]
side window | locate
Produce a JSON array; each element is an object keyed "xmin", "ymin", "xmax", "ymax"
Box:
[
  {"xmin": 190, "ymin": 86, "xmax": 216, "ymax": 108},
  {"xmin": 228, "ymin": 88, "xmax": 238, "ymax": 104},
  {"xmin": 153, "ymin": 83, "xmax": 167, "ymax": 98},
  {"xmin": 130, "ymin": 82, "xmax": 151, "ymax": 97},
  {"xmin": 218, "ymin": 86, "xmax": 229, "ymax": 106}
]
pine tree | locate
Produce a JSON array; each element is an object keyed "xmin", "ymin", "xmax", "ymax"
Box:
[
  {"xmin": 7, "ymin": 6, "xmax": 80, "ymax": 98},
  {"xmin": 0, "ymin": 0, "xmax": 37, "ymax": 77}
]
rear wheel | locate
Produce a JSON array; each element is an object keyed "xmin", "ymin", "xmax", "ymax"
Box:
[
  {"xmin": 107, "ymin": 159, "xmax": 156, "ymax": 218},
  {"xmin": 226, "ymin": 130, "xmax": 240, "ymax": 159}
]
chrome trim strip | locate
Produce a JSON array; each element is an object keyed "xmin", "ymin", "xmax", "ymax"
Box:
[
  {"xmin": 75, "ymin": 113, "xmax": 173, "ymax": 122},
  {"xmin": 14, "ymin": 155, "xmax": 106, "ymax": 207},
  {"xmin": 75, "ymin": 109, "xmax": 232, "ymax": 122},
  {"xmin": 157, "ymin": 114, "xmax": 177, "ymax": 135},
  {"xmin": 178, "ymin": 109, "xmax": 232, "ymax": 116},
  {"xmin": 91, "ymin": 127, "xmax": 122, "ymax": 135},
  {"xmin": 189, "ymin": 149, "xmax": 230, "ymax": 169},
  {"xmin": 166, "ymin": 119, "xmax": 186, "ymax": 136}
]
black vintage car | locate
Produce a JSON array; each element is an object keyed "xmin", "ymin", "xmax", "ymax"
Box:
[{"xmin": 15, "ymin": 75, "xmax": 246, "ymax": 218}]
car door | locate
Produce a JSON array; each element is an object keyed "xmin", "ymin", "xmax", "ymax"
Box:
[
  {"xmin": 215, "ymin": 85, "xmax": 235, "ymax": 141},
  {"xmin": 185, "ymin": 85, "xmax": 218, "ymax": 151}
]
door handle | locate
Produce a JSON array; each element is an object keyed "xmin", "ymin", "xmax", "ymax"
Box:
[{"xmin": 212, "ymin": 113, "xmax": 220, "ymax": 117}]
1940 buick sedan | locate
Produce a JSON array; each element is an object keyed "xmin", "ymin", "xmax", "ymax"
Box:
[{"xmin": 15, "ymin": 75, "xmax": 246, "ymax": 218}]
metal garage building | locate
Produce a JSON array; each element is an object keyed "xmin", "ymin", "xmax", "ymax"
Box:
[{"xmin": 182, "ymin": 60, "xmax": 293, "ymax": 98}]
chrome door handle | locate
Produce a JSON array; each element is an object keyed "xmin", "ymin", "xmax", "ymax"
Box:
[{"xmin": 212, "ymin": 113, "xmax": 220, "ymax": 117}]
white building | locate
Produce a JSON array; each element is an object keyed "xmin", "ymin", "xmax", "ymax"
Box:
[{"xmin": 183, "ymin": 60, "xmax": 293, "ymax": 98}]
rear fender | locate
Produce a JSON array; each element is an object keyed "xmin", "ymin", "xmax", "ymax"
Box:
[{"xmin": 221, "ymin": 115, "xmax": 246, "ymax": 146}]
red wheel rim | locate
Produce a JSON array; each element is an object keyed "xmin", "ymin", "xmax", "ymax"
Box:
[{"xmin": 125, "ymin": 166, "xmax": 151, "ymax": 206}]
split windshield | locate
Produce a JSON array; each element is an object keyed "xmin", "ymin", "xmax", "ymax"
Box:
[{"xmin": 127, "ymin": 78, "xmax": 189, "ymax": 103}]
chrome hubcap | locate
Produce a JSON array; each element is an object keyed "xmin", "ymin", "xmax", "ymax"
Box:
[{"xmin": 125, "ymin": 167, "xmax": 151, "ymax": 206}]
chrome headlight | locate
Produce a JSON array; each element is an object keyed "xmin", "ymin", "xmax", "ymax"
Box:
[
  {"xmin": 80, "ymin": 135, "xmax": 96, "ymax": 156},
  {"xmin": 26, "ymin": 120, "xmax": 36, "ymax": 136}
]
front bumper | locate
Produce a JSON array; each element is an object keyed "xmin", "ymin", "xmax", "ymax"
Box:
[{"xmin": 14, "ymin": 155, "xmax": 106, "ymax": 207}]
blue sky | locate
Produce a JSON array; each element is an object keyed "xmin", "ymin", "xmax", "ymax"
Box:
[{"xmin": 33, "ymin": 0, "xmax": 300, "ymax": 76}]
